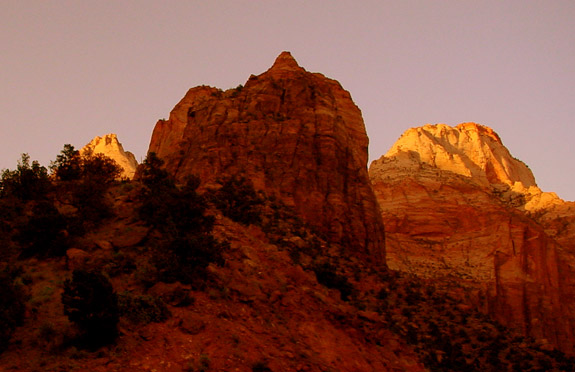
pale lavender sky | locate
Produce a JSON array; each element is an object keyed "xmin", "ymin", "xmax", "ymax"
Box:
[{"xmin": 2, "ymin": 1, "xmax": 575, "ymax": 200}]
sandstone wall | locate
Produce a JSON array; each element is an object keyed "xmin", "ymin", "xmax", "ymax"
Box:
[
  {"xmin": 370, "ymin": 123, "xmax": 575, "ymax": 353},
  {"xmin": 148, "ymin": 52, "xmax": 385, "ymax": 262}
]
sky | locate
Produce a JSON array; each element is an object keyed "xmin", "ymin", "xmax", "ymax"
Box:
[{"xmin": 2, "ymin": 1, "xmax": 575, "ymax": 200}]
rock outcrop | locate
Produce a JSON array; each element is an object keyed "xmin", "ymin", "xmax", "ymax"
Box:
[
  {"xmin": 147, "ymin": 52, "xmax": 385, "ymax": 262},
  {"xmin": 81, "ymin": 133, "xmax": 138, "ymax": 179},
  {"xmin": 370, "ymin": 123, "xmax": 575, "ymax": 354}
]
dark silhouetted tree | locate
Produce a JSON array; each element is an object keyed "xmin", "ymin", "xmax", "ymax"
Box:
[
  {"xmin": 137, "ymin": 153, "xmax": 226, "ymax": 285},
  {"xmin": 16, "ymin": 201, "xmax": 68, "ymax": 258},
  {"xmin": 212, "ymin": 175, "xmax": 263, "ymax": 225},
  {"xmin": 62, "ymin": 269, "xmax": 119, "ymax": 348},
  {"xmin": 0, "ymin": 267, "xmax": 26, "ymax": 352},
  {"xmin": 52, "ymin": 145, "xmax": 122, "ymax": 225},
  {"xmin": 0, "ymin": 154, "xmax": 51, "ymax": 201}
]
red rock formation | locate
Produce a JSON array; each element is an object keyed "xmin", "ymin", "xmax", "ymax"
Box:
[
  {"xmin": 147, "ymin": 52, "xmax": 385, "ymax": 262},
  {"xmin": 370, "ymin": 123, "xmax": 575, "ymax": 354}
]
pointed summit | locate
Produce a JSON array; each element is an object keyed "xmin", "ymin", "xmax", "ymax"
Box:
[
  {"xmin": 81, "ymin": 133, "xmax": 138, "ymax": 179},
  {"xmin": 383, "ymin": 123, "xmax": 536, "ymax": 189},
  {"xmin": 268, "ymin": 51, "xmax": 303, "ymax": 72}
]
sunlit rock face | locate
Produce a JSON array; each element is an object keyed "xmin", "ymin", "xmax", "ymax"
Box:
[
  {"xmin": 370, "ymin": 123, "xmax": 575, "ymax": 354},
  {"xmin": 384, "ymin": 123, "xmax": 536, "ymax": 188},
  {"xmin": 81, "ymin": 133, "xmax": 138, "ymax": 179},
  {"xmin": 80, "ymin": 133, "xmax": 138, "ymax": 179},
  {"xmin": 147, "ymin": 52, "xmax": 385, "ymax": 263}
]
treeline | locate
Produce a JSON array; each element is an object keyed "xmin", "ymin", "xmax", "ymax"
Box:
[{"xmin": 0, "ymin": 147, "xmax": 258, "ymax": 351}]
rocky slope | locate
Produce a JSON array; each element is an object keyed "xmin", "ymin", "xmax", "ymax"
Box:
[
  {"xmin": 81, "ymin": 133, "xmax": 138, "ymax": 179},
  {"xmin": 147, "ymin": 52, "xmax": 385, "ymax": 263},
  {"xmin": 370, "ymin": 122, "xmax": 575, "ymax": 354}
]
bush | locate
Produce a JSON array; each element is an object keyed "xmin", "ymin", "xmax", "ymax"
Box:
[
  {"xmin": 138, "ymin": 153, "xmax": 212, "ymax": 235},
  {"xmin": 159, "ymin": 235, "xmax": 227, "ymax": 285},
  {"xmin": 212, "ymin": 175, "xmax": 263, "ymax": 225},
  {"xmin": 137, "ymin": 153, "xmax": 227, "ymax": 285},
  {"xmin": 312, "ymin": 261, "xmax": 354, "ymax": 301},
  {"xmin": 252, "ymin": 361, "xmax": 272, "ymax": 372},
  {"xmin": 52, "ymin": 145, "xmax": 121, "ymax": 184},
  {"xmin": 52, "ymin": 145, "xmax": 122, "ymax": 225},
  {"xmin": 0, "ymin": 153, "xmax": 51, "ymax": 201},
  {"xmin": 62, "ymin": 270, "xmax": 119, "ymax": 348},
  {"xmin": 117, "ymin": 292, "xmax": 170, "ymax": 324},
  {"xmin": 16, "ymin": 200, "xmax": 69, "ymax": 258},
  {"xmin": 50, "ymin": 144, "xmax": 81, "ymax": 181},
  {"xmin": 0, "ymin": 266, "xmax": 27, "ymax": 352}
]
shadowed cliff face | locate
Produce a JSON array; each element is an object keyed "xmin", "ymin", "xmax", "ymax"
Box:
[
  {"xmin": 148, "ymin": 52, "xmax": 385, "ymax": 263},
  {"xmin": 370, "ymin": 123, "xmax": 575, "ymax": 354}
]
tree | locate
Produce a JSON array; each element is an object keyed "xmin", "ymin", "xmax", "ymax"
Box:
[
  {"xmin": 0, "ymin": 267, "xmax": 26, "ymax": 352},
  {"xmin": 50, "ymin": 144, "xmax": 81, "ymax": 181},
  {"xmin": 62, "ymin": 270, "xmax": 119, "ymax": 348},
  {"xmin": 0, "ymin": 154, "xmax": 51, "ymax": 201},
  {"xmin": 212, "ymin": 175, "xmax": 263, "ymax": 225},
  {"xmin": 52, "ymin": 145, "xmax": 122, "ymax": 225},
  {"xmin": 137, "ymin": 153, "xmax": 226, "ymax": 285},
  {"xmin": 16, "ymin": 201, "xmax": 68, "ymax": 258}
]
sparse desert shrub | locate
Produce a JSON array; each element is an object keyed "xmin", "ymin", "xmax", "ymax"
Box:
[
  {"xmin": 117, "ymin": 292, "xmax": 171, "ymax": 324},
  {"xmin": 211, "ymin": 175, "xmax": 263, "ymax": 225},
  {"xmin": 311, "ymin": 261, "xmax": 354, "ymax": 301},
  {"xmin": 16, "ymin": 200, "xmax": 69, "ymax": 258},
  {"xmin": 62, "ymin": 269, "xmax": 119, "ymax": 348},
  {"xmin": 252, "ymin": 360, "xmax": 272, "ymax": 372},
  {"xmin": 0, "ymin": 266, "xmax": 27, "ymax": 352},
  {"xmin": 152, "ymin": 235, "xmax": 228, "ymax": 286},
  {"xmin": 104, "ymin": 251, "xmax": 137, "ymax": 277}
]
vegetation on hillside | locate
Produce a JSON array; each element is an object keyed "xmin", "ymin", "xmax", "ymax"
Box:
[{"xmin": 0, "ymin": 147, "xmax": 574, "ymax": 371}]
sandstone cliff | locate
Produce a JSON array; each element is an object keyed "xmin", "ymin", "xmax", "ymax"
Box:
[
  {"xmin": 370, "ymin": 123, "xmax": 575, "ymax": 354},
  {"xmin": 81, "ymin": 133, "xmax": 138, "ymax": 179},
  {"xmin": 147, "ymin": 52, "xmax": 385, "ymax": 262}
]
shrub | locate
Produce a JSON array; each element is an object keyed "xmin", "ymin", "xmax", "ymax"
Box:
[
  {"xmin": 158, "ymin": 235, "xmax": 227, "ymax": 285},
  {"xmin": 137, "ymin": 153, "xmax": 227, "ymax": 285},
  {"xmin": 312, "ymin": 261, "xmax": 354, "ymax": 301},
  {"xmin": 252, "ymin": 361, "xmax": 272, "ymax": 372},
  {"xmin": 62, "ymin": 270, "xmax": 119, "ymax": 348},
  {"xmin": 16, "ymin": 200, "xmax": 69, "ymax": 258},
  {"xmin": 0, "ymin": 267, "xmax": 27, "ymax": 352},
  {"xmin": 52, "ymin": 145, "xmax": 122, "ymax": 225},
  {"xmin": 138, "ymin": 153, "xmax": 212, "ymax": 235},
  {"xmin": 52, "ymin": 145, "xmax": 121, "ymax": 184},
  {"xmin": 212, "ymin": 175, "xmax": 263, "ymax": 225},
  {"xmin": 117, "ymin": 292, "xmax": 170, "ymax": 324},
  {"xmin": 50, "ymin": 144, "xmax": 81, "ymax": 181}
]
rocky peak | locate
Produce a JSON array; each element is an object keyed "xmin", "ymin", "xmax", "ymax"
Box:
[
  {"xmin": 369, "ymin": 122, "xmax": 575, "ymax": 354},
  {"xmin": 81, "ymin": 133, "xmax": 138, "ymax": 179},
  {"xmin": 384, "ymin": 123, "xmax": 536, "ymax": 190},
  {"xmin": 266, "ymin": 51, "xmax": 304, "ymax": 74},
  {"xmin": 147, "ymin": 52, "xmax": 385, "ymax": 262}
]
